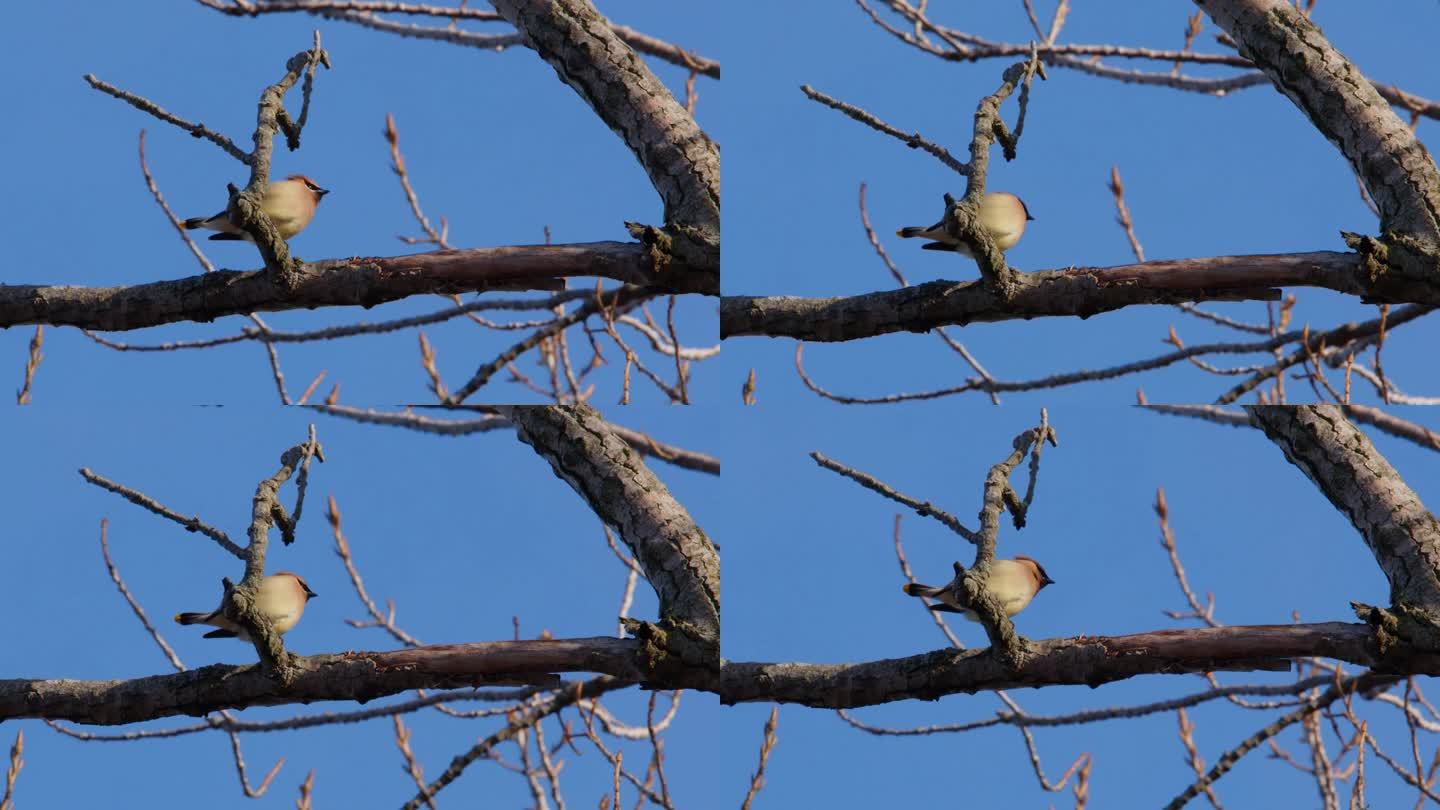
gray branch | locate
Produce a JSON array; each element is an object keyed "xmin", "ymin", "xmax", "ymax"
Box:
[
  {"xmin": 1248, "ymin": 406, "xmax": 1440, "ymax": 613},
  {"xmin": 0, "ymin": 638, "xmax": 646, "ymax": 725},
  {"xmin": 1196, "ymin": 0, "xmax": 1440, "ymax": 297},
  {"xmin": 720, "ymin": 252, "xmax": 1385, "ymax": 340},
  {"xmin": 719, "ymin": 622, "xmax": 1434, "ymax": 707},
  {"xmin": 501, "ymin": 405, "xmax": 720, "ymax": 679},
  {"xmin": 0, "ymin": 244, "xmax": 669, "ymax": 331},
  {"xmin": 490, "ymin": 0, "xmax": 719, "ymax": 293}
]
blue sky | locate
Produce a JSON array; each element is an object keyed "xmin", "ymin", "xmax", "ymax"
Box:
[
  {"xmin": 5, "ymin": 1, "xmax": 1440, "ymax": 809},
  {"xmin": 720, "ymin": 1, "xmax": 1440, "ymax": 407},
  {"xmin": 1, "ymin": 1, "xmax": 719, "ymax": 405},
  {"xmin": 0, "ymin": 404, "xmax": 723, "ymax": 808},
  {"xmin": 715, "ymin": 399, "xmax": 1440, "ymax": 808}
]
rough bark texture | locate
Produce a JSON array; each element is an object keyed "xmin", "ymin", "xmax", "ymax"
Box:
[
  {"xmin": 489, "ymin": 0, "xmax": 718, "ymax": 238},
  {"xmin": 502, "ymin": 405, "xmax": 720, "ymax": 677},
  {"xmin": 719, "ymin": 622, "xmax": 1434, "ymax": 707},
  {"xmin": 1197, "ymin": 0, "xmax": 1440, "ymax": 297},
  {"xmin": 0, "ymin": 243, "xmax": 657, "ymax": 331},
  {"xmin": 1248, "ymin": 406, "xmax": 1440, "ymax": 611},
  {"xmin": 491, "ymin": 0, "xmax": 720, "ymax": 295},
  {"xmin": 225, "ymin": 438, "xmax": 317, "ymax": 683},
  {"xmin": 0, "ymin": 638, "xmax": 642, "ymax": 725},
  {"xmin": 720, "ymin": 252, "xmax": 1380, "ymax": 339}
]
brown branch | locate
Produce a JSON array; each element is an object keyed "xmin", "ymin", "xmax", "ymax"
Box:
[
  {"xmin": 721, "ymin": 251, "xmax": 1401, "ymax": 340},
  {"xmin": 801, "ymin": 85, "xmax": 968, "ymax": 175},
  {"xmin": 0, "ymin": 639, "xmax": 657, "ymax": 725},
  {"xmin": 1161, "ymin": 674, "xmax": 1389, "ymax": 810},
  {"xmin": 402, "ymin": 676, "xmax": 629, "ymax": 810},
  {"xmin": 83, "ymin": 74, "xmax": 249, "ymax": 163},
  {"xmin": 79, "ymin": 468, "xmax": 245, "ymax": 558},
  {"xmin": 0, "ymin": 731, "xmax": 21, "ymax": 810},
  {"xmin": 490, "ymin": 0, "xmax": 719, "ymax": 291},
  {"xmin": 1196, "ymin": 0, "xmax": 1440, "ymax": 296},
  {"xmin": 718, "ymin": 623, "xmax": 1437, "ymax": 708},
  {"xmin": 1248, "ymin": 406, "xmax": 1440, "ymax": 614},
  {"xmin": 14, "ymin": 325, "xmax": 42, "ymax": 405},
  {"xmin": 226, "ymin": 432, "xmax": 324, "ymax": 681},
  {"xmin": 739, "ymin": 706, "xmax": 779, "ymax": 810},
  {"xmin": 501, "ymin": 405, "xmax": 720, "ymax": 655},
  {"xmin": 1, "ymin": 243, "xmax": 674, "ymax": 331},
  {"xmin": 196, "ymin": 1, "xmax": 719, "ymax": 78},
  {"xmin": 809, "ymin": 451, "xmax": 980, "ymax": 542}
]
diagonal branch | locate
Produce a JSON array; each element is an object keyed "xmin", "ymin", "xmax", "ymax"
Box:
[
  {"xmin": 1195, "ymin": 0, "xmax": 1440, "ymax": 298},
  {"xmin": 489, "ymin": 0, "xmax": 718, "ymax": 238},
  {"xmin": 1247, "ymin": 406, "xmax": 1440, "ymax": 615},
  {"xmin": 500, "ymin": 405, "xmax": 719, "ymax": 656}
]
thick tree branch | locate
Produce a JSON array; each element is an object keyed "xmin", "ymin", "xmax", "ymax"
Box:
[
  {"xmin": 718, "ymin": 622, "xmax": 1437, "ymax": 708},
  {"xmin": 490, "ymin": 0, "xmax": 717, "ymax": 237},
  {"xmin": 0, "ymin": 639, "xmax": 644, "ymax": 726},
  {"xmin": 0, "ymin": 244, "xmax": 670, "ymax": 331},
  {"xmin": 490, "ymin": 0, "xmax": 719, "ymax": 293},
  {"xmin": 501, "ymin": 405, "xmax": 719, "ymax": 660},
  {"xmin": 1248, "ymin": 406, "xmax": 1440, "ymax": 615},
  {"xmin": 720, "ymin": 252, "xmax": 1389, "ymax": 340},
  {"xmin": 225, "ymin": 434, "xmax": 322, "ymax": 681},
  {"xmin": 1196, "ymin": 0, "xmax": 1440, "ymax": 296}
]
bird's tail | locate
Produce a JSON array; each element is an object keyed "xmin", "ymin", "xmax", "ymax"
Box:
[
  {"xmin": 182, "ymin": 217, "xmax": 208, "ymax": 230},
  {"xmin": 174, "ymin": 611, "xmax": 213, "ymax": 625},
  {"xmin": 895, "ymin": 226, "xmax": 926, "ymax": 239},
  {"xmin": 902, "ymin": 582, "xmax": 944, "ymax": 598}
]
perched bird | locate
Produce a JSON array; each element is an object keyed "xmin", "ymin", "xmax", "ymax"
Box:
[
  {"xmin": 895, "ymin": 191, "xmax": 1034, "ymax": 255},
  {"xmin": 901, "ymin": 555, "xmax": 1054, "ymax": 621},
  {"xmin": 183, "ymin": 175, "xmax": 329, "ymax": 242},
  {"xmin": 174, "ymin": 572, "xmax": 318, "ymax": 641}
]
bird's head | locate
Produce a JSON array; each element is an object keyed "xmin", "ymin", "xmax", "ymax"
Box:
[
  {"xmin": 277, "ymin": 571, "xmax": 319, "ymax": 600},
  {"xmin": 289, "ymin": 174, "xmax": 330, "ymax": 202},
  {"xmin": 1015, "ymin": 554, "xmax": 1055, "ymax": 590}
]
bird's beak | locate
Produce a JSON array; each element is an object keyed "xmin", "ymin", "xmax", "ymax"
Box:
[
  {"xmin": 304, "ymin": 585, "xmax": 319, "ymax": 598},
  {"xmin": 1025, "ymin": 212, "xmax": 1036, "ymax": 222},
  {"xmin": 1041, "ymin": 573, "xmax": 1055, "ymax": 587},
  {"xmin": 316, "ymin": 187, "xmax": 331, "ymax": 199}
]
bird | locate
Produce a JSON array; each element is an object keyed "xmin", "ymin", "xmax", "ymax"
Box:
[
  {"xmin": 174, "ymin": 572, "xmax": 318, "ymax": 641},
  {"xmin": 182, "ymin": 175, "xmax": 329, "ymax": 242},
  {"xmin": 895, "ymin": 191, "xmax": 1034, "ymax": 255},
  {"xmin": 901, "ymin": 555, "xmax": 1054, "ymax": 621}
]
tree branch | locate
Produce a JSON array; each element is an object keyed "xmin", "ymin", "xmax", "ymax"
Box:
[
  {"xmin": 1195, "ymin": 0, "xmax": 1440, "ymax": 297},
  {"xmin": 1248, "ymin": 406, "xmax": 1440, "ymax": 615},
  {"xmin": 720, "ymin": 252, "xmax": 1387, "ymax": 340},
  {"xmin": 718, "ymin": 622, "xmax": 1432, "ymax": 708},
  {"xmin": 490, "ymin": 0, "xmax": 719, "ymax": 293},
  {"xmin": 0, "ymin": 244, "xmax": 671, "ymax": 331},
  {"xmin": 500, "ymin": 405, "xmax": 720, "ymax": 663},
  {"xmin": 0, "ymin": 639, "xmax": 643, "ymax": 725}
]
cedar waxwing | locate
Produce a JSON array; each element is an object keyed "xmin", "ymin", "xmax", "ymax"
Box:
[
  {"xmin": 896, "ymin": 192, "xmax": 1034, "ymax": 255},
  {"xmin": 183, "ymin": 175, "xmax": 329, "ymax": 242},
  {"xmin": 901, "ymin": 555, "xmax": 1054, "ymax": 621},
  {"xmin": 174, "ymin": 572, "xmax": 318, "ymax": 641}
]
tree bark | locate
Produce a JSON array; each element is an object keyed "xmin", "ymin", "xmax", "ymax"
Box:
[
  {"xmin": 0, "ymin": 243, "xmax": 660, "ymax": 331},
  {"xmin": 503, "ymin": 405, "xmax": 720, "ymax": 649},
  {"xmin": 1196, "ymin": 0, "xmax": 1440, "ymax": 297},
  {"xmin": 1248, "ymin": 405, "xmax": 1440, "ymax": 611},
  {"xmin": 719, "ymin": 622, "xmax": 1430, "ymax": 708},
  {"xmin": 720, "ymin": 252, "xmax": 1382, "ymax": 339},
  {"xmin": 0, "ymin": 638, "xmax": 648, "ymax": 725}
]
